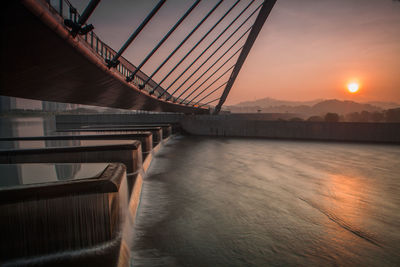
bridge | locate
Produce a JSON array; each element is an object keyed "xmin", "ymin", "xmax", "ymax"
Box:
[
  {"xmin": 0, "ymin": 1, "xmax": 279, "ymax": 265},
  {"xmin": 1, "ymin": 0, "xmax": 276, "ymax": 114},
  {"xmin": 1, "ymin": 2, "xmax": 400, "ymax": 266}
]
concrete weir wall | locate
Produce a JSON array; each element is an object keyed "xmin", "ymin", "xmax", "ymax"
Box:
[
  {"xmin": 0, "ymin": 113, "xmax": 180, "ymax": 266},
  {"xmin": 56, "ymin": 114, "xmax": 184, "ymax": 126},
  {"xmin": 0, "ymin": 141, "xmax": 143, "ymax": 175},
  {"xmin": 56, "ymin": 114, "xmax": 179, "ymax": 135},
  {"xmin": 182, "ymin": 116, "xmax": 400, "ymax": 143},
  {"xmin": 0, "ymin": 163, "xmax": 129, "ymax": 266}
]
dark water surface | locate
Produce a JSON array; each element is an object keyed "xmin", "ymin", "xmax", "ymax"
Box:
[
  {"xmin": 1, "ymin": 117, "xmax": 399, "ymax": 266},
  {"xmin": 133, "ymin": 136, "xmax": 400, "ymax": 266}
]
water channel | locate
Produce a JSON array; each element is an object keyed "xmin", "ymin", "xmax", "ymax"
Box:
[
  {"xmin": 1, "ymin": 116, "xmax": 399, "ymax": 266},
  {"xmin": 133, "ymin": 136, "xmax": 400, "ymax": 266}
]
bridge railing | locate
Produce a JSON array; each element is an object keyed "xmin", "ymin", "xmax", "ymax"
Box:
[
  {"xmin": 44, "ymin": 0, "xmax": 181, "ymax": 101},
  {"xmin": 42, "ymin": 0, "xmax": 275, "ymax": 112}
]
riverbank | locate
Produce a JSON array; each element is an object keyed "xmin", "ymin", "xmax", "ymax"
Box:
[
  {"xmin": 181, "ymin": 115, "xmax": 400, "ymax": 144},
  {"xmin": 52, "ymin": 114, "xmax": 400, "ymax": 144}
]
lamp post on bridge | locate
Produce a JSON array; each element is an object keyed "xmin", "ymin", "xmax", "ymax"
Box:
[{"xmin": 64, "ymin": 0, "xmax": 101, "ymax": 37}]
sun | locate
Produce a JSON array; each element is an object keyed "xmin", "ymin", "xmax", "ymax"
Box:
[{"xmin": 347, "ymin": 82, "xmax": 359, "ymax": 93}]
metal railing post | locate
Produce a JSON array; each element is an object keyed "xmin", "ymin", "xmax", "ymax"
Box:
[
  {"xmin": 64, "ymin": 0, "xmax": 100, "ymax": 37},
  {"xmin": 59, "ymin": 0, "xmax": 63, "ymax": 15}
]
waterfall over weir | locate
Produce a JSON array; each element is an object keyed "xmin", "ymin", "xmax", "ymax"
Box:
[{"xmin": 0, "ymin": 116, "xmax": 173, "ymax": 266}]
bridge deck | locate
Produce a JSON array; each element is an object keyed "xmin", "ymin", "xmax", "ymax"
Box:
[{"xmin": 1, "ymin": 0, "xmax": 208, "ymax": 114}]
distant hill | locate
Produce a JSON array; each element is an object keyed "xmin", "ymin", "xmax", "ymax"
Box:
[
  {"xmin": 234, "ymin": 97, "xmax": 323, "ymax": 108},
  {"xmin": 311, "ymin": 100, "xmax": 381, "ymax": 114},
  {"xmin": 227, "ymin": 98, "xmax": 388, "ymax": 116},
  {"xmin": 364, "ymin": 101, "xmax": 400, "ymax": 110}
]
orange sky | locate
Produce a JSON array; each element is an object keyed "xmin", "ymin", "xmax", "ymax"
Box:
[
  {"xmin": 227, "ymin": 0, "xmax": 400, "ymax": 105},
  {"xmin": 73, "ymin": 0, "xmax": 400, "ymax": 106}
]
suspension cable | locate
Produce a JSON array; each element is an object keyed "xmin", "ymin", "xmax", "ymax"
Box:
[
  {"xmin": 166, "ymin": 1, "xmax": 260, "ymax": 100},
  {"xmin": 214, "ymin": 0, "xmax": 278, "ymax": 114},
  {"xmin": 185, "ymin": 64, "xmax": 235, "ymax": 105},
  {"xmin": 106, "ymin": 0, "xmax": 166, "ymax": 68},
  {"xmin": 183, "ymin": 46, "xmax": 243, "ymax": 104},
  {"xmin": 199, "ymin": 97, "xmax": 220, "ymax": 107},
  {"xmin": 126, "ymin": 0, "xmax": 201, "ymax": 82},
  {"xmin": 154, "ymin": 0, "xmax": 241, "ymax": 97},
  {"xmin": 140, "ymin": 0, "xmax": 224, "ymax": 91},
  {"xmin": 176, "ymin": 27, "xmax": 251, "ymax": 102},
  {"xmin": 193, "ymin": 81, "xmax": 228, "ymax": 107}
]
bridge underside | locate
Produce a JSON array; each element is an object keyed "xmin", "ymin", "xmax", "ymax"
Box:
[{"xmin": 1, "ymin": 1, "xmax": 208, "ymax": 114}]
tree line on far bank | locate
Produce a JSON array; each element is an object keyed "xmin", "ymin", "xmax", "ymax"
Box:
[{"xmin": 288, "ymin": 108, "xmax": 400, "ymax": 123}]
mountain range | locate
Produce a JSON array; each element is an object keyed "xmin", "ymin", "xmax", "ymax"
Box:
[{"xmin": 227, "ymin": 98, "xmax": 400, "ymax": 116}]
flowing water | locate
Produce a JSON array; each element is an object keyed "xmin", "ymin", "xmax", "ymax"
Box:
[
  {"xmin": 133, "ymin": 136, "xmax": 400, "ymax": 266},
  {"xmin": 1, "ymin": 117, "xmax": 399, "ymax": 266}
]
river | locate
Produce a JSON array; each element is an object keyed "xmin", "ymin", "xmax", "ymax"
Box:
[
  {"xmin": 1, "ymin": 116, "xmax": 399, "ymax": 266},
  {"xmin": 132, "ymin": 136, "xmax": 400, "ymax": 266}
]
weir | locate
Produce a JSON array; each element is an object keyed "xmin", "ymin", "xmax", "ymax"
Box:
[
  {"xmin": 0, "ymin": 115, "xmax": 399, "ymax": 266},
  {"xmin": 0, "ymin": 118, "xmax": 175, "ymax": 266},
  {"xmin": 0, "ymin": 139, "xmax": 143, "ymax": 179},
  {"xmin": 55, "ymin": 114, "xmax": 400, "ymax": 144},
  {"xmin": 1, "ymin": 163, "xmax": 127, "ymax": 265},
  {"xmin": 0, "ymin": 132, "xmax": 154, "ymax": 158},
  {"xmin": 2, "ymin": 0, "xmax": 399, "ymax": 265},
  {"xmin": 58, "ymin": 128, "xmax": 164, "ymax": 146}
]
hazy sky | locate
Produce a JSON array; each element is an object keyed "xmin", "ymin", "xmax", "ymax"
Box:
[{"xmin": 71, "ymin": 0, "xmax": 400, "ymax": 105}]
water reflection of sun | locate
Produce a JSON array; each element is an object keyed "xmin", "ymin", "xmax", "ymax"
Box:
[
  {"xmin": 329, "ymin": 174, "xmax": 364, "ymax": 216},
  {"xmin": 321, "ymin": 174, "xmax": 372, "ymax": 252}
]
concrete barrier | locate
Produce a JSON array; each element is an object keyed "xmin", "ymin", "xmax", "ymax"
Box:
[
  {"xmin": 0, "ymin": 163, "xmax": 129, "ymax": 266},
  {"xmin": 58, "ymin": 128, "xmax": 163, "ymax": 146},
  {"xmin": 181, "ymin": 116, "xmax": 400, "ymax": 143},
  {"xmin": 0, "ymin": 132, "xmax": 153, "ymax": 159},
  {"xmin": 56, "ymin": 114, "xmax": 181, "ymax": 133},
  {"xmin": 0, "ymin": 122, "xmax": 176, "ymax": 266},
  {"xmin": 56, "ymin": 113, "xmax": 183, "ymax": 125},
  {"xmin": 75, "ymin": 125, "xmax": 173, "ymax": 139},
  {"xmin": 0, "ymin": 140, "xmax": 142, "ymax": 195}
]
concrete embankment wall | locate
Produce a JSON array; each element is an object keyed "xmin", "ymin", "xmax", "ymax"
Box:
[
  {"xmin": 56, "ymin": 114, "xmax": 183, "ymax": 133},
  {"xmin": 56, "ymin": 114, "xmax": 184, "ymax": 126},
  {"xmin": 181, "ymin": 115, "xmax": 400, "ymax": 143}
]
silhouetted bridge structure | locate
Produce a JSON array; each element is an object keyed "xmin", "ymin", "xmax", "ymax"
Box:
[
  {"xmin": 1, "ymin": 0, "xmax": 276, "ymax": 114},
  {"xmin": 1, "ymin": 3, "xmax": 400, "ymax": 266}
]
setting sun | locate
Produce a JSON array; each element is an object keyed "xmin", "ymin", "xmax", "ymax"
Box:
[{"xmin": 347, "ymin": 82, "xmax": 359, "ymax": 93}]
